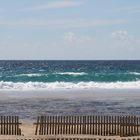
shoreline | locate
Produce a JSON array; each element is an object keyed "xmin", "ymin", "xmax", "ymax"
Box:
[
  {"xmin": 0, "ymin": 88, "xmax": 140, "ymax": 100},
  {"xmin": 0, "ymin": 89, "xmax": 139, "ymax": 122}
]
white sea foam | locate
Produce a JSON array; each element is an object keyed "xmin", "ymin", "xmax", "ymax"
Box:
[
  {"xmin": 56, "ymin": 72, "xmax": 88, "ymax": 76},
  {"xmin": 15, "ymin": 73, "xmax": 48, "ymax": 77},
  {"xmin": 15, "ymin": 72, "xmax": 87, "ymax": 77},
  {"xmin": 0, "ymin": 81, "xmax": 140, "ymax": 91},
  {"xmin": 39, "ymin": 69, "xmax": 46, "ymax": 72},
  {"xmin": 129, "ymin": 72, "xmax": 140, "ymax": 75}
]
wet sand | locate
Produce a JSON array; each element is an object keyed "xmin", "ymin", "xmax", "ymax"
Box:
[
  {"xmin": 0, "ymin": 89, "xmax": 139, "ymax": 139},
  {"xmin": 0, "ymin": 89, "xmax": 139, "ymax": 122},
  {"xmin": 1, "ymin": 88, "xmax": 140, "ymax": 100}
]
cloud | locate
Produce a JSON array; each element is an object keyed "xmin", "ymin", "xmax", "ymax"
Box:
[
  {"xmin": 0, "ymin": 18, "xmax": 126, "ymax": 29},
  {"xmin": 64, "ymin": 32, "xmax": 77, "ymax": 42},
  {"xmin": 23, "ymin": 1, "xmax": 84, "ymax": 11},
  {"xmin": 112, "ymin": 30, "xmax": 140, "ymax": 47},
  {"xmin": 112, "ymin": 30, "xmax": 129, "ymax": 41},
  {"xmin": 64, "ymin": 32, "xmax": 93, "ymax": 43}
]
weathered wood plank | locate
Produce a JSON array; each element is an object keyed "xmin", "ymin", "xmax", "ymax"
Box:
[{"xmin": 34, "ymin": 115, "xmax": 140, "ymax": 136}]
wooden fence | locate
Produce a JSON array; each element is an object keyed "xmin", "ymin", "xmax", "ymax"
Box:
[
  {"xmin": 34, "ymin": 116, "xmax": 140, "ymax": 137},
  {"xmin": 14, "ymin": 138, "xmax": 140, "ymax": 140},
  {"xmin": 0, "ymin": 116, "xmax": 21, "ymax": 135}
]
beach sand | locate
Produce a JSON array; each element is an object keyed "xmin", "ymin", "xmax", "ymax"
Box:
[
  {"xmin": 0, "ymin": 123, "xmax": 140, "ymax": 140},
  {"xmin": 0, "ymin": 89, "xmax": 139, "ymax": 121},
  {"xmin": 0, "ymin": 89, "xmax": 139, "ymax": 139},
  {"xmin": 1, "ymin": 89, "xmax": 140, "ymax": 102},
  {"xmin": 0, "ymin": 122, "xmax": 140, "ymax": 139}
]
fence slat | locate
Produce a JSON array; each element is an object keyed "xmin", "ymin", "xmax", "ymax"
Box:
[
  {"xmin": 0, "ymin": 116, "xmax": 21, "ymax": 135},
  {"xmin": 34, "ymin": 115, "xmax": 140, "ymax": 136}
]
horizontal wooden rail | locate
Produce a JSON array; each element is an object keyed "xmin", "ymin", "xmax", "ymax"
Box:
[{"xmin": 8, "ymin": 138, "xmax": 140, "ymax": 140}]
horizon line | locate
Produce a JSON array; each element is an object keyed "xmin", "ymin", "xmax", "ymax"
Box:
[{"xmin": 0, "ymin": 59, "xmax": 140, "ymax": 61}]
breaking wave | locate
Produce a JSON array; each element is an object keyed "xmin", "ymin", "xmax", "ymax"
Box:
[
  {"xmin": 55, "ymin": 72, "xmax": 88, "ymax": 76},
  {"xmin": 0, "ymin": 81, "xmax": 140, "ymax": 91},
  {"xmin": 15, "ymin": 73, "xmax": 48, "ymax": 77},
  {"xmin": 129, "ymin": 72, "xmax": 140, "ymax": 75}
]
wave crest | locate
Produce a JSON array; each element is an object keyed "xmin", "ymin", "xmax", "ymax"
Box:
[
  {"xmin": 0, "ymin": 81, "xmax": 140, "ymax": 91},
  {"xmin": 15, "ymin": 72, "xmax": 87, "ymax": 77},
  {"xmin": 129, "ymin": 72, "xmax": 140, "ymax": 75},
  {"xmin": 15, "ymin": 74, "xmax": 48, "ymax": 77},
  {"xmin": 55, "ymin": 72, "xmax": 88, "ymax": 76}
]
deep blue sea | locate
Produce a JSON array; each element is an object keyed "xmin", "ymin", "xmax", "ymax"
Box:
[{"xmin": 0, "ymin": 60, "xmax": 140, "ymax": 90}]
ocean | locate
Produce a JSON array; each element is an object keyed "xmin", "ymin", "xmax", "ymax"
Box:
[
  {"xmin": 0, "ymin": 60, "xmax": 140, "ymax": 90},
  {"xmin": 0, "ymin": 60, "xmax": 140, "ymax": 120}
]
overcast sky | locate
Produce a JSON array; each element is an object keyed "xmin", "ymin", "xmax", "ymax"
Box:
[{"xmin": 0, "ymin": 0, "xmax": 140, "ymax": 60}]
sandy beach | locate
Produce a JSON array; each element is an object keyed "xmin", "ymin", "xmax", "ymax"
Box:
[
  {"xmin": 0, "ymin": 89, "xmax": 139, "ymax": 121},
  {"xmin": 1, "ymin": 88, "xmax": 140, "ymax": 100},
  {"xmin": 0, "ymin": 89, "xmax": 139, "ymax": 139},
  {"xmin": 0, "ymin": 122, "xmax": 140, "ymax": 139},
  {"xmin": 0, "ymin": 122, "xmax": 140, "ymax": 140}
]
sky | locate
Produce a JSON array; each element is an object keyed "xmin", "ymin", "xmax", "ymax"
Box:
[{"xmin": 0, "ymin": 0, "xmax": 140, "ymax": 60}]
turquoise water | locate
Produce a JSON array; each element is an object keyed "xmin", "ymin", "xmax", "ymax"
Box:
[{"xmin": 0, "ymin": 60, "xmax": 140, "ymax": 90}]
